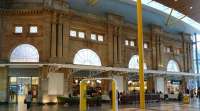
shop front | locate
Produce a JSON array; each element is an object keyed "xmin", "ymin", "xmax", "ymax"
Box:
[
  {"xmin": 128, "ymin": 81, "xmax": 147, "ymax": 93},
  {"xmin": 8, "ymin": 68, "xmax": 40, "ymax": 103},
  {"xmin": 167, "ymin": 80, "xmax": 181, "ymax": 94}
]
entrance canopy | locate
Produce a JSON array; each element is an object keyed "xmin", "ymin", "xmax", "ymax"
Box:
[{"xmin": 0, "ymin": 63, "xmax": 199, "ymax": 77}]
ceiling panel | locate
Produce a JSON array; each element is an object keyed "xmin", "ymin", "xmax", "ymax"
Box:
[{"xmin": 154, "ymin": 0, "xmax": 200, "ymax": 23}]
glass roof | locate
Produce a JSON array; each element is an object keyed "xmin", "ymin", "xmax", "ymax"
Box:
[
  {"xmin": 131, "ymin": 0, "xmax": 200, "ymax": 32},
  {"xmin": 73, "ymin": 49, "xmax": 102, "ymax": 66},
  {"xmin": 128, "ymin": 55, "xmax": 147, "ymax": 69},
  {"xmin": 10, "ymin": 44, "xmax": 39, "ymax": 62}
]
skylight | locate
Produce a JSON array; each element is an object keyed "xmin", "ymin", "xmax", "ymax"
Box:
[
  {"xmin": 171, "ymin": 10, "xmax": 185, "ymax": 19},
  {"xmin": 131, "ymin": 0, "xmax": 200, "ymax": 32},
  {"xmin": 145, "ymin": 1, "xmax": 172, "ymax": 14}
]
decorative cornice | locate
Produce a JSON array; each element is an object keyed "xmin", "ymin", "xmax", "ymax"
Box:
[
  {"xmin": 0, "ymin": 8, "xmax": 69, "ymax": 16},
  {"xmin": 0, "ymin": 8, "xmax": 44, "ymax": 16}
]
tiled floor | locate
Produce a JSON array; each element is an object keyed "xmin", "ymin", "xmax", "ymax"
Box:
[{"xmin": 0, "ymin": 99, "xmax": 200, "ymax": 111}]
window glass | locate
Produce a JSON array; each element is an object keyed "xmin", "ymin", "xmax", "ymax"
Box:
[
  {"xmin": 130, "ymin": 41, "xmax": 134, "ymax": 47},
  {"xmin": 176, "ymin": 49, "xmax": 180, "ymax": 54},
  {"xmin": 167, "ymin": 47, "xmax": 171, "ymax": 53},
  {"xmin": 15, "ymin": 26, "xmax": 23, "ymax": 33},
  {"xmin": 98, "ymin": 35, "xmax": 104, "ymax": 42},
  {"xmin": 78, "ymin": 32, "xmax": 85, "ymax": 38},
  {"xmin": 70, "ymin": 30, "xmax": 77, "ymax": 37},
  {"xmin": 73, "ymin": 49, "xmax": 101, "ymax": 66},
  {"xmin": 10, "ymin": 44, "xmax": 39, "ymax": 62},
  {"xmin": 128, "ymin": 55, "xmax": 147, "ymax": 69},
  {"xmin": 125, "ymin": 40, "xmax": 129, "ymax": 46},
  {"xmin": 144, "ymin": 43, "xmax": 148, "ymax": 48},
  {"xmin": 167, "ymin": 60, "xmax": 180, "ymax": 72},
  {"xmin": 91, "ymin": 34, "xmax": 97, "ymax": 40},
  {"xmin": 30, "ymin": 26, "xmax": 38, "ymax": 33}
]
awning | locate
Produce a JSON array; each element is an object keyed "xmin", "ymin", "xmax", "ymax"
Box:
[{"xmin": 0, "ymin": 63, "xmax": 199, "ymax": 77}]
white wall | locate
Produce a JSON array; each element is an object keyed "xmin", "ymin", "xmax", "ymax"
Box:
[
  {"xmin": 155, "ymin": 77, "xmax": 165, "ymax": 93},
  {"xmin": 113, "ymin": 76, "xmax": 124, "ymax": 93},
  {"xmin": 48, "ymin": 73, "xmax": 64, "ymax": 95}
]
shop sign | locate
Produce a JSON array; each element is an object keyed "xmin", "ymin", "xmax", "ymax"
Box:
[{"xmin": 171, "ymin": 80, "xmax": 181, "ymax": 85}]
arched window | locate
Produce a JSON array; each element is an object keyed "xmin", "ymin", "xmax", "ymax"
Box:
[
  {"xmin": 167, "ymin": 60, "xmax": 180, "ymax": 72},
  {"xmin": 128, "ymin": 55, "xmax": 147, "ymax": 69},
  {"xmin": 73, "ymin": 49, "xmax": 101, "ymax": 66},
  {"xmin": 10, "ymin": 44, "xmax": 39, "ymax": 62}
]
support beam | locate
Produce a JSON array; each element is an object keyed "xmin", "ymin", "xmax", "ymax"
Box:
[
  {"xmin": 166, "ymin": 8, "xmax": 173, "ymax": 26},
  {"xmin": 136, "ymin": 0, "xmax": 145, "ymax": 109},
  {"xmin": 195, "ymin": 33, "xmax": 199, "ymax": 73}
]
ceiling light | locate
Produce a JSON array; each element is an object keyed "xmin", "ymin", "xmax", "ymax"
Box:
[
  {"xmin": 96, "ymin": 80, "xmax": 102, "ymax": 84},
  {"xmin": 174, "ymin": 0, "xmax": 178, "ymax": 2},
  {"xmin": 87, "ymin": 80, "xmax": 91, "ymax": 84},
  {"xmin": 190, "ymin": 6, "xmax": 193, "ymax": 9},
  {"xmin": 128, "ymin": 80, "xmax": 132, "ymax": 84}
]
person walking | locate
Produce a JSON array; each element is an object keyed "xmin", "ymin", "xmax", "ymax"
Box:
[{"xmin": 25, "ymin": 91, "xmax": 32, "ymax": 110}]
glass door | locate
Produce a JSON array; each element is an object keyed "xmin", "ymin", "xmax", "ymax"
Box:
[{"xmin": 8, "ymin": 77, "xmax": 39, "ymax": 103}]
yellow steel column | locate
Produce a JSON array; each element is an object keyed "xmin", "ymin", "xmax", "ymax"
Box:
[
  {"xmin": 136, "ymin": 0, "xmax": 145, "ymax": 109},
  {"xmin": 80, "ymin": 81, "xmax": 87, "ymax": 111},
  {"xmin": 112, "ymin": 80, "xmax": 117, "ymax": 111}
]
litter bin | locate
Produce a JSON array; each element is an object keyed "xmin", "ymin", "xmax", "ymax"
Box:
[{"xmin": 183, "ymin": 95, "xmax": 190, "ymax": 104}]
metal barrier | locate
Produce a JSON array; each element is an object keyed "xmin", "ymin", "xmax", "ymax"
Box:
[{"xmin": 80, "ymin": 78, "xmax": 118, "ymax": 111}]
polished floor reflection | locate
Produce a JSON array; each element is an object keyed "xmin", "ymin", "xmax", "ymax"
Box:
[{"xmin": 0, "ymin": 99, "xmax": 200, "ymax": 111}]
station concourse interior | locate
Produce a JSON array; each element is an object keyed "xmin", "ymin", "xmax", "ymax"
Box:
[{"xmin": 0, "ymin": 0, "xmax": 200, "ymax": 111}]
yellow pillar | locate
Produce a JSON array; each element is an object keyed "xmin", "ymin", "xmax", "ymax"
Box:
[
  {"xmin": 80, "ymin": 79, "xmax": 117, "ymax": 111},
  {"xmin": 112, "ymin": 80, "xmax": 117, "ymax": 111},
  {"xmin": 80, "ymin": 81, "xmax": 87, "ymax": 111},
  {"xmin": 136, "ymin": 0, "xmax": 145, "ymax": 109}
]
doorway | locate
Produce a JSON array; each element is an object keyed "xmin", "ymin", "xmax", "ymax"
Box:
[{"xmin": 9, "ymin": 77, "xmax": 39, "ymax": 103}]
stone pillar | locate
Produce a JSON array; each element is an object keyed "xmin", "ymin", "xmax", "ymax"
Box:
[
  {"xmin": 150, "ymin": 25, "xmax": 163, "ymax": 70},
  {"xmin": 147, "ymin": 75, "xmax": 155, "ymax": 93},
  {"xmin": 113, "ymin": 27, "xmax": 118, "ymax": 65},
  {"xmin": 107, "ymin": 13, "xmax": 123, "ymax": 67},
  {"xmin": 151, "ymin": 26, "xmax": 158, "ymax": 70},
  {"xmin": 107, "ymin": 23, "xmax": 114, "ymax": 66},
  {"xmin": 63, "ymin": 17, "xmax": 70, "ymax": 63},
  {"xmin": 181, "ymin": 33, "xmax": 192, "ymax": 72},
  {"xmin": 189, "ymin": 42, "xmax": 193, "ymax": 72},
  {"xmin": 50, "ymin": 13, "xmax": 57, "ymax": 59},
  {"xmin": 102, "ymin": 80, "xmax": 110, "ymax": 94},
  {"xmin": 63, "ymin": 69, "xmax": 72, "ymax": 97},
  {"xmin": 57, "ymin": 14, "xmax": 63, "ymax": 58},
  {"xmin": 123, "ymin": 75, "xmax": 128, "ymax": 93},
  {"xmin": 38, "ymin": 66, "xmax": 48, "ymax": 103},
  {"xmin": 164, "ymin": 77, "xmax": 168, "ymax": 94},
  {"xmin": 0, "ymin": 67, "xmax": 8, "ymax": 103},
  {"xmin": 180, "ymin": 77, "xmax": 187, "ymax": 93}
]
